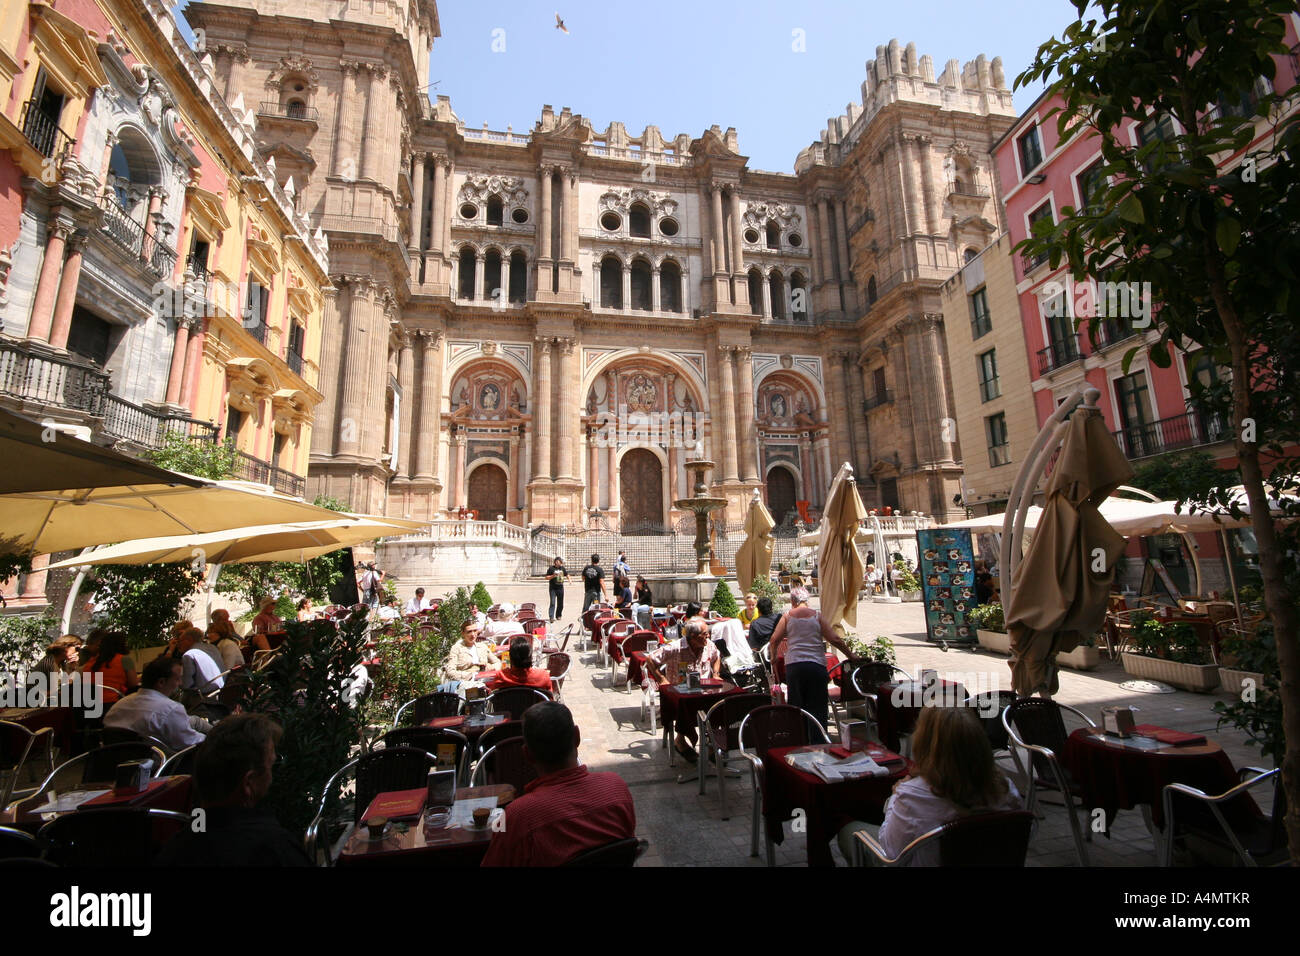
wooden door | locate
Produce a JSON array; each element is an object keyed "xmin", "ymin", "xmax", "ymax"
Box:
[
  {"xmin": 467, "ymin": 463, "xmax": 507, "ymax": 519},
  {"xmin": 619, "ymin": 448, "xmax": 663, "ymax": 531},
  {"xmin": 767, "ymin": 466, "xmax": 796, "ymax": 525}
]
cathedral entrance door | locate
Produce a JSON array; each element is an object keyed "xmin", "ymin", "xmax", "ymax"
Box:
[
  {"xmin": 619, "ymin": 448, "xmax": 663, "ymax": 531},
  {"xmin": 767, "ymin": 465, "xmax": 797, "ymax": 526},
  {"xmin": 467, "ymin": 463, "xmax": 508, "ymax": 519}
]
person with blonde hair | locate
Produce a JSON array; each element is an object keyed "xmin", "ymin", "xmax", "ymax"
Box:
[{"xmin": 837, "ymin": 705, "xmax": 1021, "ymax": 865}]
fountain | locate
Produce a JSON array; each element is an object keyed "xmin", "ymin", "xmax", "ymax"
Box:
[{"xmin": 673, "ymin": 458, "xmax": 729, "ymax": 599}]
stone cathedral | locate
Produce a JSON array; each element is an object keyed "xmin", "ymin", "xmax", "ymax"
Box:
[{"xmin": 184, "ymin": 0, "xmax": 1017, "ymax": 530}]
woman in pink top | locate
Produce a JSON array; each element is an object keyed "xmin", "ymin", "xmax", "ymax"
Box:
[{"xmin": 767, "ymin": 586, "xmax": 856, "ymax": 730}]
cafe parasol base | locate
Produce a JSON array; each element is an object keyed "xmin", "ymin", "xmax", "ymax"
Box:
[{"xmin": 1118, "ymin": 679, "xmax": 1176, "ymax": 695}]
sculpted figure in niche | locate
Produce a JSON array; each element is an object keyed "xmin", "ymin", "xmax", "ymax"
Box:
[
  {"xmin": 481, "ymin": 383, "xmax": 500, "ymax": 411},
  {"xmin": 770, "ymin": 393, "xmax": 787, "ymax": 419},
  {"xmin": 512, "ymin": 385, "xmax": 523, "ymax": 410}
]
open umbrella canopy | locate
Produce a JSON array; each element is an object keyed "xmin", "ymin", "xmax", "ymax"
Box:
[
  {"xmin": 0, "ymin": 477, "xmax": 354, "ymax": 556},
  {"xmin": 941, "ymin": 497, "xmax": 1266, "ymax": 538},
  {"xmin": 816, "ymin": 463, "xmax": 867, "ymax": 633},
  {"xmin": 0, "ymin": 406, "xmax": 203, "ymax": 496},
  {"xmin": 1006, "ymin": 407, "xmax": 1134, "ymax": 697},
  {"xmin": 735, "ymin": 490, "xmax": 775, "ymax": 594},
  {"xmin": 43, "ymin": 517, "xmax": 418, "ymax": 569}
]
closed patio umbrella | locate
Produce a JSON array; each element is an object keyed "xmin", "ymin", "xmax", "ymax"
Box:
[
  {"xmin": 1006, "ymin": 405, "xmax": 1134, "ymax": 697},
  {"xmin": 816, "ymin": 462, "xmax": 867, "ymax": 634},
  {"xmin": 735, "ymin": 489, "xmax": 775, "ymax": 594}
]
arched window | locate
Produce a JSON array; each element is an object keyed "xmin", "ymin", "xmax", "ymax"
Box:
[
  {"xmin": 964, "ymin": 247, "xmax": 979, "ymax": 263},
  {"xmin": 747, "ymin": 268, "xmax": 764, "ymax": 316},
  {"xmin": 766, "ymin": 220, "xmax": 780, "ymax": 249},
  {"xmin": 484, "ymin": 249, "xmax": 503, "ymax": 302},
  {"xmin": 867, "ymin": 275, "xmax": 878, "ymax": 305},
  {"xmin": 630, "ymin": 258, "xmax": 652, "ymax": 311},
  {"xmin": 458, "ymin": 247, "xmax": 477, "ymax": 299},
  {"xmin": 660, "ymin": 260, "xmax": 682, "ymax": 313},
  {"xmin": 508, "ymin": 251, "xmax": 527, "ymax": 303},
  {"xmin": 789, "ymin": 272, "xmax": 808, "ymax": 321},
  {"xmin": 600, "ymin": 256, "xmax": 622, "ymax": 309},
  {"xmin": 769, "ymin": 270, "xmax": 786, "ymax": 320},
  {"xmin": 486, "ymin": 194, "xmax": 504, "ymax": 226},
  {"xmin": 629, "ymin": 202, "xmax": 651, "ymax": 238},
  {"xmin": 107, "ymin": 128, "xmax": 162, "ymax": 219},
  {"xmin": 286, "ymin": 99, "xmax": 307, "ymax": 119}
]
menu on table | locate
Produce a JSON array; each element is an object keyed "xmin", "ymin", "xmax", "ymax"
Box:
[{"xmin": 915, "ymin": 528, "xmax": 977, "ymax": 645}]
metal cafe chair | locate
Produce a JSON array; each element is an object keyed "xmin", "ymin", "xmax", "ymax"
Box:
[
  {"xmin": 393, "ymin": 692, "xmax": 463, "ymax": 728},
  {"xmin": 562, "ymin": 837, "xmax": 647, "ymax": 867},
  {"xmin": 613, "ymin": 631, "xmax": 656, "ymax": 689},
  {"xmin": 39, "ymin": 808, "xmax": 190, "ymax": 866},
  {"xmin": 737, "ymin": 704, "xmax": 831, "ymax": 866},
  {"xmin": 0, "ymin": 721, "xmax": 55, "ymax": 809},
  {"xmin": 469, "ymin": 736, "xmax": 539, "ymax": 792},
  {"xmin": 848, "ymin": 663, "xmax": 915, "ymax": 750},
  {"xmin": 486, "ymin": 686, "xmax": 551, "ymax": 721},
  {"xmin": 851, "ymin": 810, "xmax": 1035, "ymax": 866},
  {"xmin": 545, "ymin": 652, "xmax": 573, "ymax": 702},
  {"xmin": 697, "ymin": 693, "xmax": 772, "ymax": 820},
  {"xmin": 1162, "ymin": 767, "xmax": 1288, "ymax": 867}
]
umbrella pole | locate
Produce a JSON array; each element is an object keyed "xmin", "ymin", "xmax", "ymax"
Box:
[
  {"xmin": 1221, "ymin": 528, "xmax": 1242, "ymax": 623},
  {"xmin": 61, "ymin": 569, "xmax": 88, "ymax": 635}
]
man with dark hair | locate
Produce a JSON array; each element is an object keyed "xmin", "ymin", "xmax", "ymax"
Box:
[
  {"xmin": 177, "ymin": 627, "xmax": 225, "ymax": 693},
  {"xmin": 485, "ymin": 635, "xmax": 552, "ymax": 693},
  {"xmin": 746, "ymin": 596, "xmax": 783, "ymax": 652},
  {"xmin": 156, "ymin": 714, "xmax": 311, "ymax": 866},
  {"xmin": 104, "ymin": 656, "xmax": 209, "ymax": 751},
  {"xmin": 580, "ymin": 553, "xmax": 606, "ymax": 613},
  {"xmin": 481, "ymin": 702, "xmax": 635, "ymax": 866}
]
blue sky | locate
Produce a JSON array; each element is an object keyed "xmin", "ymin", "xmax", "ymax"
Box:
[{"xmin": 175, "ymin": 1, "xmax": 1083, "ymax": 171}]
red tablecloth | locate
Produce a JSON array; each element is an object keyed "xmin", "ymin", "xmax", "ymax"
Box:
[
  {"xmin": 590, "ymin": 615, "xmax": 618, "ymax": 646},
  {"xmin": 1063, "ymin": 728, "xmax": 1246, "ymax": 829},
  {"xmin": 658, "ymin": 681, "xmax": 743, "ymax": 735},
  {"xmin": 872, "ymin": 680, "xmax": 963, "ymax": 752},
  {"xmin": 763, "ymin": 744, "xmax": 911, "ymax": 867},
  {"xmin": 337, "ymin": 785, "xmax": 513, "ymax": 867},
  {"xmin": 0, "ymin": 706, "xmax": 76, "ymax": 755},
  {"xmin": 628, "ymin": 651, "xmax": 647, "ymax": 687}
]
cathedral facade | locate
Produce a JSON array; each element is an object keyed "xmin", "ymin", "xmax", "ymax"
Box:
[{"xmin": 185, "ymin": 0, "xmax": 1017, "ymax": 529}]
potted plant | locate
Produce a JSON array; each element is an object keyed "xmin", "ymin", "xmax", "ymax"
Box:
[
  {"xmin": 1217, "ymin": 620, "xmax": 1276, "ymax": 699},
  {"xmin": 1055, "ymin": 634, "xmax": 1101, "ymax": 672},
  {"xmin": 1120, "ymin": 612, "xmax": 1220, "ymax": 692},
  {"xmin": 893, "ymin": 560, "xmax": 922, "ymax": 601},
  {"xmin": 847, "ymin": 635, "xmax": 897, "ymax": 666},
  {"xmin": 968, "ymin": 603, "xmax": 1010, "ymax": 655}
]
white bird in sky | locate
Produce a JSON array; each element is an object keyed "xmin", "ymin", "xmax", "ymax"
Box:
[{"xmin": 555, "ymin": 12, "xmax": 569, "ymax": 34}]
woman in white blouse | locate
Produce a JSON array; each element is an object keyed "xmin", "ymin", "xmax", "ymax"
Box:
[{"xmin": 838, "ymin": 704, "xmax": 1021, "ymax": 866}]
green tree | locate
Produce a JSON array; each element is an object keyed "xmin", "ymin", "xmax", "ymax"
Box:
[
  {"xmin": 469, "ymin": 582, "xmax": 493, "ymax": 612},
  {"xmin": 1017, "ymin": 0, "xmax": 1300, "ymax": 859},
  {"xmin": 709, "ymin": 580, "xmax": 739, "ymax": 617},
  {"xmin": 92, "ymin": 565, "xmax": 206, "ymax": 649},
  {"xmin": 0, "ymin": 613, "xmax": 58, "ymax": 673},
  {"xmin": 143, "ymin": 432, "xmax": 238, "ymax": 479},
  {"xmin": 1131, "ymin": 451, "xmax": 1240, "ymax": 505}
]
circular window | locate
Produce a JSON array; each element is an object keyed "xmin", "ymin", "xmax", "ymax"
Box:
[
  {"xmin": 512, "ymin": 207, "xmax": 529, "ymax": 224},
  {"xmin": 788, "ymin": 233, "xmax": 802, "ymax": 247},
  {"xmin": 460, "ymin": 203, "xmax": 478, "ymax": 220},
  {"xmin": 744, "ymin": 228, "xmax": 760, "ymax": 244},
  {"xmin": 659, "ymin": 217, "xmax": 679, "ymax": 237},
  {"xmin": 600, "ymin": 211, "xmax": 622, "ymax": 231},
  {"xmin": 294, "ymin": 83, "xmax": 305, "ymax": 93}
]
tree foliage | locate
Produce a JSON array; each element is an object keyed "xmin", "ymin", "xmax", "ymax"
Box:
[
  {"xmin": 708, "ymin": 580, "xmax": 739, "ymax": 617},
  {"xmin": 143, "ymin": 432, "xmax": 239, "ymax": 479},
  {"xmin": 92, "ymin": 565, "xmax": 206, "ymax": 649},
  {"xmin": 469, "ymin": 582, "xmax": 493, "ymax": 612},
  {"xmin": 0, "ymin": 613, "xmax": 59, "ymax": 673}
]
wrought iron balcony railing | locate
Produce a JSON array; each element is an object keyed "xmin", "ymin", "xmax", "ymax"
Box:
[{"xmin": 19, "ymin": 99, "xmax": 75, "ymax": 159}]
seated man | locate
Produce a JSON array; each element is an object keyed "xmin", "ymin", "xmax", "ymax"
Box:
[
  {"xmin": 405, "ymin": 587, "xmax": 431, "ymax": 615},
  {"xmin": 439, "ymin": 619, "xmax": 500, "ymax": 693},
  {"xmin": 485, "ymin": 635, "xmax": 552, "ymax": 693},
  {"xmin": 178, "ymin": 627, "xmax": 226, "ymax": 694},
  {"xmin": 643, "ymin": 620, "xmax": 720, "ymax": 762},
  {"xmin": 376, "ymin": 596, "xmax": 402, "ymax": 621},
  {"xmin": 482, "ymin": 603, "xmax": 526, "ymax": 642},
  {"xmin": 482, "ymin": 701, "xmax": 635, "ymax": 866},
  {"xmin": 156, "ymin": 714, "xmax": 311, "ymax": 866},
  {"xmin": 104, "ymin": 656, "xmax": 210, "ymax": 752},
  {"xmin": 746, "ymin": 597, "xmax": 782, "ymax": 652}
]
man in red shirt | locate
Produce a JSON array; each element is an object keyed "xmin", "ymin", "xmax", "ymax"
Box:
[
  {"xmin": 485, "ymin": 636, "xmax": 552, "ymax": 694},
  {"xmin": 481, "ymin": 701, "xmax": 636, "ymax": 866}
]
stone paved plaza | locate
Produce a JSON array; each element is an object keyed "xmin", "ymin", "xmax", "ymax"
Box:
[{"xmin": 473, "ymin": 584, "xmax": 1268, "ymax": 867}]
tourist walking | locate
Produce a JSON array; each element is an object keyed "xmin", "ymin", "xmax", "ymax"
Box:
[
  {"xmin": 767, "ymin": 586, "xmax": 857, "ymax": 730},
  {"xmin": 546, "ymin": 556, "xmax": 567, "ymax": 622},
  {"xmin": 581, "ymin": 553, "xmax": 606, "ymax": 613}
]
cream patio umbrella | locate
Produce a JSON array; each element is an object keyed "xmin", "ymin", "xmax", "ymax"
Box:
[
  {"xmin": 1005, "ymin": 396, "xmax": 1134, "ymax": 697},
  {"xmin": 1, "ymin": 478, "xmax": 357, "ymax": 556},
  {"xmin": 735, "ymin": 488, "xmax": 775, "ymax": 594},
  {"xmin": 816, "ymin": 462, "xmax": 868, "ymax": 634},
  {"xmin": 43, "ymin": 517, "xmax": 419, "ymax": 570}
]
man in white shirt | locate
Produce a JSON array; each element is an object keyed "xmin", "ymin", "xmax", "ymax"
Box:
[
  {"xmin": 105, "ymin": 656, "xmax": 209, "ymax": 751},
  {"xmin": 482, "ymin": 603, "xmax": 525, "ymax": 642},
  {"xmin": 179, "ymin": 627, "xmax": 225, "ymax": 694},
  {"xmin": 405, "ymin": 588, "xmax": 431, "ymax": 615}
]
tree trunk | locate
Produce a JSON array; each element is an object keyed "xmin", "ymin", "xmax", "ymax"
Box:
[{"xmin": 1206, "ymin": 250, "xmax": 1299, "ymax": 863}]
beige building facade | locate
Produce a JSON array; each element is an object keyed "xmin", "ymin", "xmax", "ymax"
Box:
[
  {"xmin": 938, "ymin": 232, "xmax": 1037, "ymax": 516},
  {"xmin": 184, "ymin": 1, "xmax": 1017, "ymax": 529}
]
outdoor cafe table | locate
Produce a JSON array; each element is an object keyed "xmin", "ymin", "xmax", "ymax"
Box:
[
  {"xmin": 337, "ymin": 784, "xmax": 515, "ymax": 867},
  {"xmin": 659, "ymin": 681, "xmax": 744, "ymax": 767},
  {"xmin": 0, "ymin": 706, "xmax": 77, "ymax": 754},
  {"xmin": 1063, "ymin": 727, "xmax": 1245, "ymax": 830},
  {"xmin": 763, "ymin": 743, "xmax": 912, "ymax": 867},
  {"xmin": 0, "ymin": 774, "xmax": 193, "ymax": 833},
  {"xmin": 871, "ymin": 679, "xmax": 966, "ymax": 753}
]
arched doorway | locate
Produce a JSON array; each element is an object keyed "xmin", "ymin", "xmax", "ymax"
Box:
[
  {"xmin": 467, "ymin": 463, "xmax": 507, "ymax": 519},
  {"xmin": 767, "ymin": 466, "xmax": 797, "ymax": 526},
  {"xmin": 619, "ymin": 449, "xmax": 663, "ymax": 531}
]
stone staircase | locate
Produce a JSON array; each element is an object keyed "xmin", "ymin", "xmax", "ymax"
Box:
[{"xmin": 378, "ymin": 518, "xmax": 557, "ymax": 588}]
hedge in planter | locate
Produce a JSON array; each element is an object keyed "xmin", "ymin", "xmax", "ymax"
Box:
[{"xmin": 1121, "ymin": 613, "xmax": 1220, "ymax": 692}]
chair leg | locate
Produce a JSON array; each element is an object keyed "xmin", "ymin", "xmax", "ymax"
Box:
[
  {"xmin": 765, "ymin": 833, "xmax": 776, "ymax": 867},
  {"xmin": 750, "ymin": 768, "xmax": 761, "ymax": 858},
  {"xmin": 1065, "ymin": 799, "xmax": 1091, "ymax": 866},
  {"xmin": 718, "ymin": 751, "xmax": 728, "ymax": 820}
]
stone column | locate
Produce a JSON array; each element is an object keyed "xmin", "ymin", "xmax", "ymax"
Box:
[
  {"xmin": 451, "ymin": 435, "xmax": 466, "ymax": 508},
  {"xmin": 532, "ymin": 338, "xmax": 553, "ymax": 481},
  {"xmin": 717, "ymin": 346, "xmax": 739, "ymax": 482},
  {"xmin": 165, "ymin": 317, "xmax": 191, "ymax": 405},
  {"xmin": 587, "ymin": 425, "xmax": 599, "ymax": 509},
  {"xmin": 361, "ymin": 64, "xmax": 388, "ymax": 182},
  {"xmin": 901, "ymin": 133, "xmax": 922, "ymax": 238},
  {"xmin": 181, "ymin": 319, "xmax": 206, "ymax": 412},
  {"xmin": 736, "ymin": 347, "xmax": 758, "ymax": 482},
  {"xmin": 429, "ymin": 155, "xmax": 447, "ymax": 255},
  {"xmin": 47, "ymin": 232, "xmax": 85, "ymax": 351},
  {"xmin": 621, "ymin": 262, "xmax": 631, "ymax": 311},
  {"xmin": 760, "ymin": 272, "xmax": 772, "ymax": 317},
  {"xmin": 856, "ymin": 356, "xmax": 874, "ymax": 472},
  {"xmin": 917, "ymin": 135, "xmax": 937, "ymax": 235},
  {"xmin": 799, "ymin": 435, "xmax": 814, "ymax": 504},
  {"xmin": 816, "ymin": 196, "xmax": 836, "ymax": 285},
  {"xmin": 409, "ymin": 152, "xmax": 426, "ymax": 253},
  {"xmin": 334, "ymin": 61, "xmax": 360, "ymax": 176},
  {"xmin": 835, "ymin": 200, "xmax": 853, "ymax": 283},
  {"xmin": 509, "ymin": 435, "xmax": 521, "ymax": 511},
  {"xmin": 27, "ymin": 219, "xmax": 72, "ymax": 342},
  {"xmin": 560, "ymin": 167, "xmax": 576, "ymax": 263},
  {"xmin": 415, "ymin": 330, "xmax": 443, "ymax": 480},
  {"xmin": 555, "ymin": 337, "xmax": 578, "ymax": 480},
  {"xmin": 440, "ymin": 156, "xmax": 455, "ymax": 256},
  {"xmin": 651, "ymin": 265, "xmax": 661, "ymax": 313},
  {"xmin": 396, "ymin": 334, "xmax": 415, "ymax": 478},
  {"xmin": 833, "ymin": 350, "xmax": 857, "ymax": 471},
  {"xmin": 537, "ymin": 165, "xmax": 553, "ymax": 291},
  {"xmin": 816, "ymin": 436, "xmax": 833, "ymax": 506},
  {"xmin": 337, "ymin": 279, "xmax": 371, "ymax": 456},
  {"xmin": 709, "ymin": 185, "xmax": 725, "ymax": 274},
  {"xmin": 729, "ymin": 189, "xmax": 746, "ymax": 275}
]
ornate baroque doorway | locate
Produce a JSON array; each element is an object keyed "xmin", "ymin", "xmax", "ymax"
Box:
[
  {"xmin": 619, "ymin": 448, "xmax": 663, "ymax": 531},
  {"xmin": 767, "ymin": 465, "xmax": 797, "ymax": 526},
  {"xmin": 467, "ymin": 463, "xmax": 508, "ymax": 519}
]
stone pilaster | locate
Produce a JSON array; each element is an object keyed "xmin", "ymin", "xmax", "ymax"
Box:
[
  {"xmin": 716, "ymin": 346, "xmax": 739, "ymax": 482},
  {"xmin": 409, "ymin": 151, "xmax": 426, "ymax": 254},
  {"xmin": 555, "ymin": 336, "xmax": 577, "ymax": 481},
  {"xmin": 735, "ymin": 346, "xmax": 758, "ymax": 482},
  {"xmin": 531, "ymin": 337, "xmax": 553, "ymax": 482},
  {"xmin": 395, "ymin": 333, "xmax": 415, "ymax": 480}
]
